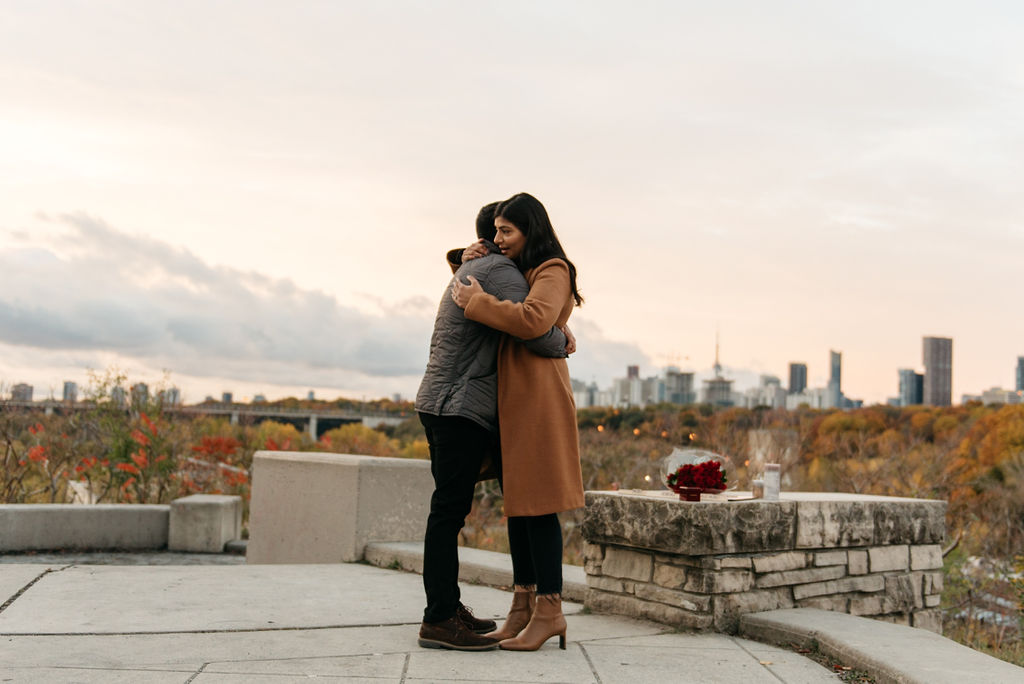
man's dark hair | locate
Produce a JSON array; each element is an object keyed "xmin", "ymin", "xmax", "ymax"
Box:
[{"xmin": 476, "ymin": 202, "xmax": 499, "ymax": 240}]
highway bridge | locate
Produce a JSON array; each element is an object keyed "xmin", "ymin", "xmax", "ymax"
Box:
[{"xmin": 2, "ymin": 400, "xmax": 407, "ymax": 440}]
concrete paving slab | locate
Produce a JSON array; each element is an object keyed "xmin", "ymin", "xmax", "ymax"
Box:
[
  {"xmin": 557, "ymin": 613, "xmax": 669, "ymax": 642},
  {"xmin": 581, "ymin": 641, "xmax": 834, "ymax": 684},
  {"xmin": 194, "ymin": 675, "xmax": 400, "ymax": 683},
  {"xmin": 405, "ymin": 681, "xmax": 579, "ymax": 684},
  {"xmin": 730, "ymin": 647, "xmax": 840, "ymax": 684},
  {"xmin": 203, "ymin": 651, "xmax": 408, "ymax": 677},
  {"xmin": 0, "ymin": 561, "xmax": 849, "ymax": 684},
  {"xmin": 1, "ymin": 626, "xmax": 415, "ymax": 671},
  {"xmin": 1, "ymin": 668, "xmax": 190, "ymax": 683},
  {"xmin": 586, "ymin": 631, "xmax": 749, "ymax": 650},
  {"xmin": 0, "ymin": 564, "xmax": 58, "ymax": 604},
  {"xmin": 0, "ymin": 563, "xmax": 541, "ymax": 634},
  {"xmin": 409, "ymin": 646, "xmax": 597, "ymax": 682}
]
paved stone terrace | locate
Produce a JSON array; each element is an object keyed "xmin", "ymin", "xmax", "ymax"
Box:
[{"xmin": 0, "ymin": 560, "xmax": 838, "ymax": 683}]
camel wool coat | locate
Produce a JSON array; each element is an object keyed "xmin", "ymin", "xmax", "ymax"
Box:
[{"xmin": 464, "ymin": 258, "xmax": 585, "ymax": 517}]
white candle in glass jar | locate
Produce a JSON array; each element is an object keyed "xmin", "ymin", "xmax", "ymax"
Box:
[{"xmin": 764, "ymin": 464, "xmax": 780, "ymax": 500}]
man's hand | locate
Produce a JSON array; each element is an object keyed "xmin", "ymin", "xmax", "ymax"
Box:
[
  {"xmin": 451, "ymin": 275, "xmax": 484, "ymax": 308},
  {"xmin": 560, "ymin": 324, "xmax": 577, "ymax": 355},
  {"xmin": 461, "ymin": 239, "xmax": 489, "ymax": 263}
]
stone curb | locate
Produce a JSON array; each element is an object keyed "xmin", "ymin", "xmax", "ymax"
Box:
[
  {"xmin": 363, "ymin": 540, "xmax": 588, "ymax": 603},
  {"xmin": 739, "ymin": 607, "xmax": 1024, "ymax": 684}
]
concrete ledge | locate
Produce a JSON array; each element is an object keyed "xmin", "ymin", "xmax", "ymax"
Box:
[
  {"xmin": 739, "ymin": 607, "xmax": 1024, "ymax": 684},
  {"xmin": 364, "ymin": 540, "xmax": 588, "ymax": 603},
  {"xmin": 0, "ymin": 504, "xmax": 169, "ymax": 551},
  {"xmin": 247, "ymin": 451, "xmax": 433, "ymax": 564},
  {"xmin": 169, "ymin": 495, "xmax": 242, "ymax": 553}
]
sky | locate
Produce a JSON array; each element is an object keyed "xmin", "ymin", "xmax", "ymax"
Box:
[{"xmin": 1, "ymin": 1, "xmax": 1023, "ymax": 405}]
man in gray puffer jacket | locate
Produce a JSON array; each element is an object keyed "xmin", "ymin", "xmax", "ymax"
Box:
[{"xmin": 414, "ymin": 203, "xmax": 568, "ymax": 651}]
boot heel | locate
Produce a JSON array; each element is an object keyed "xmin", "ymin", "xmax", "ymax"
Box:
[{"xmin": 559, "ymin": 632, "xmax": 566, "ymax": 650}]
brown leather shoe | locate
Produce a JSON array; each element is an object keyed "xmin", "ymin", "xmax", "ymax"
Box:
[
  {"xmin": 498, "ymin": 593, "xmax": 566, "ymax": 651},
  {"xmin": 418, "ymin": 616, "xmax": 499, "ymax": 651},
  {"xmin": 457, "ymin": 603, "xmax": 497, "ymax": 634},
  {"xmin": 485, "ymin": 589, "xmax": 535, "ymax": 640}
]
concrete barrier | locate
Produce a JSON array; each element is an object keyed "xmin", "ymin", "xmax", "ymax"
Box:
[
  {"xmin": 246, "ymin": 451, "xmax": 432, "ymax": 564},
  {"xmin": 0, "ymin": 504, "xmax": 169, "ymax": 551},
  {"xmin": 169, "ymin": 494, "xmax": 243, "ymax": 553}
]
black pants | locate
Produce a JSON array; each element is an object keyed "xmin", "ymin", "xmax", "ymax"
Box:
[
  {"xmin": 419, "ymin": 412, "xmax": 494, "ymax": 624},
  {"xmin": 493, "ymin": 451, "xmax": 563, "ymax": 595},
  {"xmin": 507, "ymin": 513, "xmax": 563, "ymax": 595}
]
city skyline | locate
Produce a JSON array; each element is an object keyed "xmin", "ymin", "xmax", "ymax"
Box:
[
  {"xmin": 6, "ymin": 339, "xmax": 1022, "ymax": 408},
  {"xmin": 573, "ymin": 338, "xmax": 1023, "ymax": 410},
  {"xmin": 2, "ymin": 3, "xmax": 1023, "ymax": 406}
]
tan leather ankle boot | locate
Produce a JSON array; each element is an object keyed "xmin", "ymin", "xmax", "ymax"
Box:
[
  {"xmin": 498, "ymin": 593, "xmax": 566, "ymax": 651},
  {"xmin": 484, "ymin": 588, "xmax": 535, "ymax": 640}
]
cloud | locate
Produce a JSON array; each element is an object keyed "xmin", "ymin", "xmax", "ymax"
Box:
[
  {"xmin": 565, "ymin": 318, "xmax": 654, "ymax": 387},
  {"xmin": 0, "ymin": 214, "xmax": 433, "ymax": 385},
  {"xmin": 0, "ymin": 214, "xmax": 659, "ymax": 398}
]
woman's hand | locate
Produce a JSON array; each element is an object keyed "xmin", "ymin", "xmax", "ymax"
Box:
[
  {"xmin": 451, "ymin": 275, "xmax": 484, "ymax": 308},
  {"xmin": 560, "ymin": 324, "xmax": 577, "ymax": 355},
  {"xmin": 461, "ymin": 239, "xmax": 489, "ymax": 263}
]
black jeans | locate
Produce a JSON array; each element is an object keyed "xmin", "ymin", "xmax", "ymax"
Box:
[
  {"xmin": 494, "ymin": 459, "xmax": 563, "ymax": 595},
  {"xmin": 419, "ymin": 412, "xmax": 495, "ymax": 624},
  {"xmin": 507, "ymin": 514, "xmax": 563, "ymax": 595}
]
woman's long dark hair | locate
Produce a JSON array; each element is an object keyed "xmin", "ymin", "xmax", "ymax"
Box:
[{"xmin": 494, "ymin": 192, "xmax": 583, "ymax": 306}]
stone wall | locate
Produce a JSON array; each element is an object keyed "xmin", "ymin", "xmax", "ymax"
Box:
[{"xmin": 582, "ymin": 491, "xmax": 946, "ymax": 634}]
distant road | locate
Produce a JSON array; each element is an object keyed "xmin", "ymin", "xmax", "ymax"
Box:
[{"xmin": 3, "ymin": 400, "xmax": 408, "ymax": 439}]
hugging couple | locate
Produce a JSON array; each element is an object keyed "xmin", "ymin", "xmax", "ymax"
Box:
[{"xmin": 414, "ymin": 192, "xmax": 585, "ymax": 652}]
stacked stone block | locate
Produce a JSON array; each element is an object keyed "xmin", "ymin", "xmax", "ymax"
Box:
[{"xmin": 582, "ymin": 491, "xmax": 946, "ymax": 634}]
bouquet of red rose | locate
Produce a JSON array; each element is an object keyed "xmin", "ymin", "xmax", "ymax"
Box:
[{"xmin": 666, "ymin": 460, "xmax": 727, "ymax": 493}]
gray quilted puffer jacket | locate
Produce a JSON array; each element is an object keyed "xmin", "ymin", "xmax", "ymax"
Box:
[{"xmin": 415, "ymin": 242, "xmax": 567, "ymax": 431}]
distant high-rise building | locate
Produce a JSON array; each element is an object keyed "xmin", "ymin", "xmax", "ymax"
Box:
[
  {"xmin": 663, "ymin": 368, "xmax": 696, "ymax": 405},
  {"xmin": 626, "ymin": 365, "xmax": 640, "ymax": 380},
  {"xmin": 11, "ymin": 383, "xmax": 33, "ymax": 402},
  {"xmin": 222, "ymin": 392, "xmax": 233, "ymax": 404},
  {"xmin": 788, "ymin": 363, "xmax": 807, "ymax": 395},
  {"xmin": 828, "ymin": 350, "xmax": 842, "ymax": 408},
  {"xmin": 307, "ymin": 390, "xmax": 315, "ymax": 401},
  {"xmin": 898, "ymin": 369, "xmax": 924, "ymax": 406},
  {"xmin": 702, "ymin": 377, "xmax": 734, "ymax": 407},
  {"xmin": 785, "ymin": 387, "xmax": 829, "ymax": 410},
  {"xmin": 157, "ymin": 387, "xmax": 181, "ymax": 406},
  {"xmin": 702, "ymin": 333, "xmax": 733, "ymax": 407},
  {"xmin": 62, "ymin": 381, "xmax": 78, "ymax": 403},
  {"xmin": 253, "ymin": 394, "xmax": 267, "ymax": 403},
  {"xmin": 130, "ymin": 383, "xmax": 149, "ymax": 407},
  {"xmin": 922, "ymin": 337, "xmax": 953, "ymax": 406},
  {"xmin": 111, "ymin": 386, "xmax": 127, "ymax": 407},
  {"xmin": 980, "ymin": 387, "xmax": 1021, "ymax": 405},
  {"xmin": 1017, "ymin": 356, "xmax": 1024, "ymax": 392},
  {"xmin": 743, "ymin": 375, "xmax": 785, "ymax": 409}
]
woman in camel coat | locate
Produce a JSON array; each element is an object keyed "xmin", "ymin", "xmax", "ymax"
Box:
[{"xmin": 452, "ymin": 192, "xmax": 585, "ymax": 652}]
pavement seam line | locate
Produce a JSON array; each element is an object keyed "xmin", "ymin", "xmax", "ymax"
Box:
[
  {"xmin": 184, "ymin": 661, "xmax": 209, "ymax": 683},
  {"xmin": 0, "ymin": 621, "xmax": 427, "ymax": 637},
  {"xmin": 197, "ymin": 650, "xmax": 412, "ymax": 667},
  {"xmin": 0, "ymin": 565, "xmax": 71, "ymax": 615},
  {"xmin": 730, "ymin": 636, "xmax": 788, "ymax": 684},
  {"xmin": 576, "ymin": 642, "xmax": 604, "ymax": 684},
  {"xmin": 399, "ymin": 652, "xmax": 411, "ymax": 683}
]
